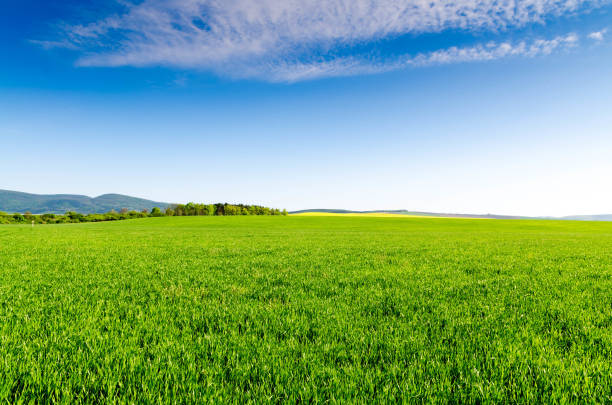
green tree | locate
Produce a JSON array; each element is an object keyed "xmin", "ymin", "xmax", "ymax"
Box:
[
  {"xmin": 41, "ymin": 213, "xmax": 56, "ymax": 223},
  {"xmin": 184, "ymin": 203, "xmax": 196, "ymax": 216},
  {"xmin": 66, "ymin": 212, "xmax": 84, "ymax": 222},
  {"xmin": 174, "ymin": 204, "xmax": 185, "ymax": 216}
]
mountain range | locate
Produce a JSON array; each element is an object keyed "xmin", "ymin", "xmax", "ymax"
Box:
[{"xmin": 0, "ymin": 190, "xmax": 170, "ymax": 214}]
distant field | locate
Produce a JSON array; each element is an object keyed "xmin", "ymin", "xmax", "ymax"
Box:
[
  {"xmin": 291, "ymin": 212, "xmax": 426, "ymax": 218},
  {"xmin": 1, "ymin": 216, "xmax": 611, "ymax": 402}
]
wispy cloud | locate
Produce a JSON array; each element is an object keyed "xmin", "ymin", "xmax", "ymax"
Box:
[
  {"xmin": 29, "ymin": 39, "xmax": 79, "ymax": 50},
  {"xmin": 44, "ymin": 0, "xmax": 604, "ymax": 81},
  {"xmin": 588, "ymin": 29, "xmax": 608, "ymax": 40},
  {"xmin": 260, "ymin": 34, "xmax": 579, "ymax": 82}
]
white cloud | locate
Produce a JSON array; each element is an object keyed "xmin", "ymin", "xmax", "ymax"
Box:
[
  {"xmin": 588, "ymin": 29, "xmax": 608, "ymax": 40},
  {"xmin": 50, "ymin": 0, "xmax": 602, "ymax": 80},
  {"xmin": 29, "ymin": 39, "xmax": 78, "ymax": 50},
  {"xmin": 258, "ymin": 34, "xmax": 579, "ymax": 82}
]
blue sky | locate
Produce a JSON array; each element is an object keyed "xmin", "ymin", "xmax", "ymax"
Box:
[{"xmin": 1, "ymin": 0, "xmax": 611, "ymax": 216}]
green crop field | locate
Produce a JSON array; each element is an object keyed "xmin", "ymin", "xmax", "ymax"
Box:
[{"xmin": 1, "ymin": 216, "xmax": 611, "ymax": 403}]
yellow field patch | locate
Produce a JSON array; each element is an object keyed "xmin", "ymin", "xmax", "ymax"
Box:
[{"xmin": 290, "ymin": 212, "xmax": 426, "ymax": 218}]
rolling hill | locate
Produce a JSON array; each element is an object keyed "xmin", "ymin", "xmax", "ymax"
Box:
[
  {"xmin": 289, "ymin": 209, "xmax": 530, "ymax": 219},
  {"xmin": 560, "ymin": 214, "xmax": 612, "ymax": 221},
  {"xmin": 290, "ymin": 209, "xmax": 612, "ymax": 221},
  {"xmin": 0, "ymin": 190, "xmax": 170, "ymax": 214}
]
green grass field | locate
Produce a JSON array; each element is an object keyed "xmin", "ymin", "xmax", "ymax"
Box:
[{"xmin": 1, "ymin": 216, "xmax": 611, "ymax": 403}]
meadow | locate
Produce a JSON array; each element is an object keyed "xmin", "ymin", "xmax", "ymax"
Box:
[{"xmin": 0, "ymin": 216, "xmax": 611, "ymax": 403}]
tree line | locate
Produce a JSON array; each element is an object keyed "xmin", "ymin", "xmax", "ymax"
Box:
[
  {"xmin": 0, "ymin": 203, "xmax": 287, "ymax": 224},
  {"xmin": 169, "ymin": 203, "xmax": 287, "ymax": 217}
]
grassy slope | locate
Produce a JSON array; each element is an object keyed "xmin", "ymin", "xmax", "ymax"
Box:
[{"xmin": 0, "ymin": 216, "xmax": 611, "ymax": 402}]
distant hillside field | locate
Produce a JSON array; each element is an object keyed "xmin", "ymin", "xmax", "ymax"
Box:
[
  {"xmin": 1, "ymin": 216, "xmax": 611, "ymax": 402},
  {"xmin": 291, "ymin": 212, "xmax": 429, "ymax": 218},
  {"xmin": 291, "ymin": 209, "xmax": 612, "ymax": 221},
  {"xmin": 290, "ymin": 209, "xmax": 528, "ymax": 219},
  {"xmin": 0, "ymin": 189, "xmax": 169, "ymax": 214},
  {"xmin": 561, "ymin": 214, "xmax": 612, "ymax": 221}
]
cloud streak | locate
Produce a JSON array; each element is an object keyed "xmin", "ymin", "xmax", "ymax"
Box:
[
  {"xmin": 48, "ymin": 0, "xmax": 604, "ymax": 81},
  {"xmin": 261, "ymin": 34, "xmax": 579, "ymax": 82}
]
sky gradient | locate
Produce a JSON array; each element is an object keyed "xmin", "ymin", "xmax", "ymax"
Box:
[{"xmin": 1, "ymin": 0, "xmax": 611, "ymax": 216}]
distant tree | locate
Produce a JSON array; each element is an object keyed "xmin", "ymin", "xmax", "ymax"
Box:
[
  {"xmin": 41, "ymin": 213, "xmax": 56, "ymax": 223},
  {"xmin": 120, "ymin": 208, "xmax": 129, "ymax": 214},
  {"xmin": 105, "ymin": 212, "xmax": 120, "ymax": 221},
  {"xmin": 224, "ymin": 204, "xmax": 239, "ymax": 216},
  {"xmin": 184, "ymin": 203, "xmax": 196, "ymax": 216},
  {"xmin": 174, "ymin": 204, "xmax": 185, "ymax": 216},
  {"xmin": 151, "ymin": 207, "xmax": 163, "ymax": 217},
  {"xmin": 87, "ymin": 214, "xmax": 105, "ymax": 222},
  {"xmin": 65, "ymin": 211, "xmax": 84, "ymax": 222},
  {"xmin": 165, "ymin": 207, "xmax": 175, "ymax": 217},
  {"xmin": 193, "ymin": 203, "xmax": 205, "ymax": 216}
]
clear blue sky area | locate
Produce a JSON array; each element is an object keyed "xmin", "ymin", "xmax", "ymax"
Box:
[{"xmin": 2, "ymin": 0, "xmax": 611, "ymax": 216}]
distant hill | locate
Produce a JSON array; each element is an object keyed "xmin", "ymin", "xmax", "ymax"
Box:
[
  {"xmin": 560, "ymin": 214, "xmax": 612, "ymax": 221},
  {"xmin": 0, "ymin": 190, "xmax": 170, "ymax": 214},
  {"xmin": 290, "ymin": 209, "xmax": 612, "ymax": 221},
  {"xmin": 290, "ymin": 209, "xmax": 530, "ymax": 219}
]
